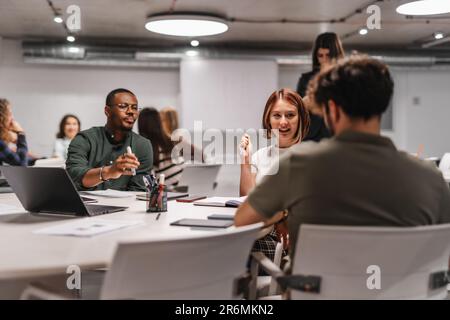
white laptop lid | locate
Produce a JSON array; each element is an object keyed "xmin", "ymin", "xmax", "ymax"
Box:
[{"xmin": 177, "ymin": 164, "xmax": 221, "ymax": 197}]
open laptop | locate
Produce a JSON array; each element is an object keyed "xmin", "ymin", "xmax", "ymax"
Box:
[
  {"xmin": 177, "ymin": 164, "xmax": 221, "ymax": 196},
  {"xmin": 0, "ymin": 170, "xmax": 12, "ymax": 193},
  {"xmin": 1, "ymin": 166, "xmax": 127, "ymax": 216}
]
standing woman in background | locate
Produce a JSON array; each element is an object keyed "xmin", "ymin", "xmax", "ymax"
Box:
[
  {"xmin": 297, "ymin": 32, "xmax": 344, "ymax": 142},
  {"xmin": 53, "ymin": 114, "xmax": 81, "ymax": 160},
  {"xmin": 138, "ymin": 107, "xmax": 184, "ymax": 187},
  {"xmin": 0, "ymin": 98, "xmax": 28, "ymax": 166}
]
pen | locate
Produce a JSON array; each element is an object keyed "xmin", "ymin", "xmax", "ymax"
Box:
[
  {"xmin": 143, "ymin": 175, "xmax": 150, "ymax": 189},
  {"xmin": 156, "ymin": 212, "xmax": 161, "ymax": 220},
  {"xmin": 126, "ymin": 146, "xmax": 136, "ymax": 176}
]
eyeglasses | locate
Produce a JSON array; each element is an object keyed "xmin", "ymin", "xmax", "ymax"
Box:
[
  {"xmin": 109, "ymin": 103, "xmax": 142, "ymax": 112},
  {"xmin": 317, "ymin": 53, "xmax": 330, "ymax": 59}
]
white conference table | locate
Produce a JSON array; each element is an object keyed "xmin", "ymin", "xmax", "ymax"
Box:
[{"xmin": 0, "ymin": 192, "xmax": 248, "ymax": 282}]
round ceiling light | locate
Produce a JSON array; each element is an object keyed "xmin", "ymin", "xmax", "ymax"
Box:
[
  {"xmin": 145, "ymin": 13, "xmax": 229, "ymax": 37},
  {"xmin": 396, "ymin": 0, "xmax": 450, "ymax": 15},
  {"xmin": 434, "ymin": 32, "xmax": 445, "ymax": 39},
  {"xmin": 185, "ymin": 50, "xmax": 199, "ymax": 57},
  {"xmin": 54, "ymin": 16, "xmax": 63, "ymax": 24}
]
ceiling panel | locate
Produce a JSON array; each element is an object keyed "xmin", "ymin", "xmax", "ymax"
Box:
[{"xmin": 0, "ymin": 0, "xmax": 449, "ymax": 51}]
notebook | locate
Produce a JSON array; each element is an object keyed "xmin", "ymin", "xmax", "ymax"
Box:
[
  {"xmin": 170, "ymin": 218, "xmax": 233, "ymax": 228},
  {"xmin": 193, "ymin": 196, "xmax": 247, "ymax": 208},
  {"xmin": 207, "ymin": 214, "xmax": 234, "ymax": 220}
]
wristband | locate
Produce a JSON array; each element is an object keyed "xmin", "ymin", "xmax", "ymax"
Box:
[{"xmin": 99, "ymin": 166, "xmax": 108, "ymax": 182}]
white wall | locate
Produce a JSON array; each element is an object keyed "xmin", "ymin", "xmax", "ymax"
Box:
[
  {"xmin": 0, "ymin": 39, "xmax": 180, "ymax": 156},
  {"xmin": 278, "ymin": 65, "xmax": 310, "ymax": 91},
  {"xmin": 279, "ymin": 65, "xmax": 450, "ymax": 158},
  {"xmin": 399, "ymin": 69, "xmax": 450, "ymax": 158},
  {"xmin": 180, "ymin": 58, "xmax": 278, "ymax": 130},
  {"xmin": 2, "ymin": 37, "xmax": 450, "ymax": 160}
]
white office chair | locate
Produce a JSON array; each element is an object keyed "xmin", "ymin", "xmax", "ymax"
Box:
[
  {"xmin": 252, "ymin": 223, "xmax": 450, "ymax": 300},
  {"xmin": 439, "ymin": 153, "xmax": 450, "ymax": 173},
  {"xmin": 33, "ymin": 158, "xmax": 66, "ymax": 168},
  {"xmin": 22, "ymin": 223, "xmax": 262, "ymax": 300}
]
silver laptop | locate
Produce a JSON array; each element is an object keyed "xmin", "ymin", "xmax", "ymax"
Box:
[
  {"xmin": 1, "ymin": 166, "xmax": 127, "ymax": 216},
  {"xmin": 177, "ymin": 164, "xmax": 221, "ymax": 196}
]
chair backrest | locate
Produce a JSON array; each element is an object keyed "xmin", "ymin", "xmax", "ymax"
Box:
[
  {"xmin": 33, "ymin": 158, "xmax": 66, "ymax": 168},
  {"xmin": 290, "ymin": 223, "xmax": 450, "ymax": 300},
  {"xmin": 100, "ymin": 223, "xmax": 262, "ymax": 299},
  {"xmin": 439, "ymin": 153, "xmax": 450, "ymax": 173}
]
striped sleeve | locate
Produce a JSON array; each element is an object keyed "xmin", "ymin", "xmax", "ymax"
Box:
[{"xmin": 0, "ymin": 134, "xmax": 28, "ymax": 166}]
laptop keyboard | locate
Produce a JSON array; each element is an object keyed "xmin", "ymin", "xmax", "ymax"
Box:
[{"xmin": 86, "ymin": 204, "xmax": 127, "ymax": 216}]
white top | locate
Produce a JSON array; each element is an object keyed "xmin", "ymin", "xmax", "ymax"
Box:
[
  {"xmin": 53, "ymin": 137, "xmax": 72, "ymax": 160},
  {"xmin": 251, "ymin": 145, "xmax": 293, "ymax": 184}
]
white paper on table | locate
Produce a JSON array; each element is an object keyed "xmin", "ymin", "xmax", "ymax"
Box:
[
  {"xmin": 0, "ymin": 204, "xmax": 25, "ymax": 215},
  {"xmin": 80, "ymin": 189, "xmax": 134, "ymax": 198},
  {"xmin": 33, "ymin": 219, "xmax": 145, "ymax": 237}
]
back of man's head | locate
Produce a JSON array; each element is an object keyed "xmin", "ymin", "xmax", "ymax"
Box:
[
  {"xmin": 105, "ymin": 88, "xmax": 135, "ymax": 106},
  {"xmin": 311, "ymin": 55, "xmax": 394, "ymax": 120}
]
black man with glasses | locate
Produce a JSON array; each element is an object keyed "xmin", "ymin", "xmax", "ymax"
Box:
[{"xmin": 66, "ymin": 88, "xmax": 153, "ymax": 191}]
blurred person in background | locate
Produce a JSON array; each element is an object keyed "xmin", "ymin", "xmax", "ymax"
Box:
[
  {"xmin": 139, "ymin": 107, "xmax": 184, "ymax": 187},
  {"xmin": 0, "ymin": 98, "xmax": 28, "ymax": 166},
  {"xmin": 53, "ymin": 114, "xmax": 81, "ymax": 160},
  {"xmin": 160, "ymin": 106, "xmax": 205, "ymax": 164}
]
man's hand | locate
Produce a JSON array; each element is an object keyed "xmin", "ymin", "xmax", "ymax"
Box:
[{"xmin": 103, "ymin": 153, "xmax": 140, "ymax": 180}]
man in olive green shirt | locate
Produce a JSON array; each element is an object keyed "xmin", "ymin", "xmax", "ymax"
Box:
[
  {"xmin": 235, "ymin": 57, "xmax": 450, "ymax": 257},
  {"xmin": 66, "ymin": 88, "xmax": 152, "ymax": 191}
]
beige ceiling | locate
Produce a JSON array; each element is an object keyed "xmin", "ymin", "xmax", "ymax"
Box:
[{"xmin": 1, "ymin": 0, "xmax": 449, "ymax": 50}]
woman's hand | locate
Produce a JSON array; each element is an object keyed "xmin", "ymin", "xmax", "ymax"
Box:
[
  {"xmin": 239, "ymin": 133, "xmax": 252, "ymax": 164},
  {"xmin": 8, "ymin": 131, "xmax": 18, "ymax": 143},
  {"xmin": 10, "ymin": 120, "xmax": 24, "ymax": 134},
  {"xmin": 274, "ymin": 219, "xmax": 290, "ymax": 250}
]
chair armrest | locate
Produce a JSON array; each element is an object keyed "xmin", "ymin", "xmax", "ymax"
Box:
[
  {"xmin": 20, "ymin": 283, "xmax": 73, "ymax": 300},
  {"xmin": 251, "ymin": 252, "xmax": 322, "ymax": 294},
  {"xmin": 251, "ymin": 252, "xmax": 285, "ymax": 278},
  {"xmin": 247, "ymin": 252, "xmax": 285, "ymax": 299},
  {"xmin": 233, "ymin": 272, "xmax": 252, "ymax": 298}
]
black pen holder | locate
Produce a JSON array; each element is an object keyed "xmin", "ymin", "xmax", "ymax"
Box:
[{"xmin": 146, "ymin": 185, "xmax": 167, "ymax": 213}]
